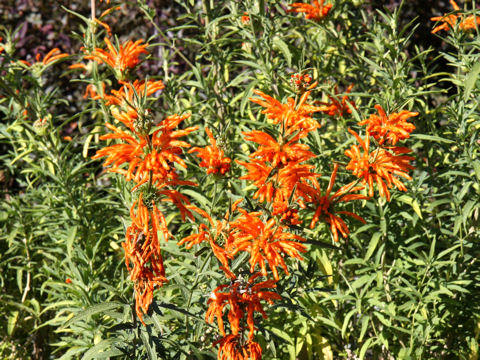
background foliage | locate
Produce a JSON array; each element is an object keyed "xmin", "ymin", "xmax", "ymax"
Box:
[{"xmin": 1, "ymin": 0, "xmax": 479, "ymax": 359}]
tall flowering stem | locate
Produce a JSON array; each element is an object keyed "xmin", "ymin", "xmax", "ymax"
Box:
[{"xmin": 90, "ymin": 41, "xmax": 198, "ymax": 322}]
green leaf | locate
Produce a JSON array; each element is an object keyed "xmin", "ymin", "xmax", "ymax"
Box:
[
  {"xmin": 410, "ymin": 134, "xmax": 454, "ymax": 144},
  {"xmin": 273, "ymin": 37, "xmax": 292, "ymax": 67},
  {"xmin": 359, "ymin": 338, "xmax": 376, "ymax": 360},
  {"xmin": 341, "ymin": 309, "xmax": 357, "ymax": 338},
  {"xmin": 182, "ymin": 189, "xmax": 210, "ymax": 209},
  {"xmin": 141, "ymin": 331, "xmax": 158, "ymax": 360},
  {"xmin": 359, "ymin": 316, "xmax": 369, "ymax": 342},
  {"xmin": 66, "ymin": 226, "xmax": 77, "ymax": 259},
  {"xmin": 81, "ymin": 339, "xmax": 119, "ymax": 360},
  {"xmin": 464, "ymin": 62, "xmax": 480, "ymax": 100},
  {"xmin": 364, "ymin": 232, "xmax": 382, "ymax": 260},
  {"xmin": 472, "ymin": 160, "xmax": 480, "ymax": 183},
  {"xmin": 397, "ymin": 195, "xmax": 423, "ymax": 219},
  {"xmin": 63, "ymin": 302, "xmax": 125, "ymax": 328},
  {"xmin": 7, "ymin": 311, "xmax": 19, "ymax": 336}
]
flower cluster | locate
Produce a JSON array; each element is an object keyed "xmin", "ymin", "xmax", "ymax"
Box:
[
  {"xmin": 85, "ymin": 5, "xmax": 418, "ymax": 359},
  {"xmin": 89, "ymin": 36, "xmax": 198, "ymax": 323},
  {"xmin": 189, "ymin": 127, "xmax": 232, "ymax": 175},
  {"xmin": 345, "ymin": 105, "xmax": 417, "ymax": 201},
  {"xmin": 179, "ymin": 73, "xmax": 397, "ymax": 359}
]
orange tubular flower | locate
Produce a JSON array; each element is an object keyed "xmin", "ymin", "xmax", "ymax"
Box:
[
  {"xmin": 105, "ymin": 80, "xmax": 165, "ymax": 108},
  {"xmin": 317, "ymin": 84, "xmax": 356, "ymax": 117},
  {"xmin": 85, "ymin": 37, "xmax": 148, "ymax": 73},
  {"xmin": 357, "ymin": 105, "xmax": 417, "ymax": 145},
  {"xmin": 123, "ymin": 194, "xmax": 169, "ymax": 323},
  {"xmin": 229, "ymin": 209, "xmax": 307, "ymax": 280},
  {"xmin": 249, "ymin": 90, "xmax": 322, "ymax": 135},
  {"xmin": 39, "ymin": 48, "xmax": 69, "ymax": 65},
  {"xmin": 216, "ymin": 335, "xmax": 262, "ymax": 360},
  {"xmin": 189, "ymin": 127, "xmax": 231, "ymax": 175},
  {"xmin": 300, "ymin": 163, "xmax": 368, "ymax": 242},
  {"xmin": 237, "ymin": 160, "xmax": 317, "ymax": 206},
  {"xmin": 345, "ymin": 129, "xmax": 415, "ymax": 201},
  {"xmin": 431, "ymin": 0, "xmax": 480, "ymax": 33},
  {"xmin": 178, "ymin": 203, "xmax": 243, "ymax": 278},
  {"xmin": 20, "ymin": 48, "xmax": 69, "ymax": 67},
  {"xmin": 93, "ymin": 113, "xmax": 197, "ymax": 188},
  {"xmin": 206, "ymin": 273, "xmax": 281, "ymax": 340},
  {"xmin": 288, "ymin": 0, "xmax": 332, "ymax": 21},
  {"xmin": 242, "ymin": 130, "xmax": 315, "ymax": 167}
]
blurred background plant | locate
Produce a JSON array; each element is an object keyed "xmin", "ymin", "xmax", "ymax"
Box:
[{"xmin": 0, "ymin": 0, "xmax": 479, "ymax": 359}]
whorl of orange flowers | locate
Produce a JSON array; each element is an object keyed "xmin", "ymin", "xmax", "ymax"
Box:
[
  {"xmin": 243, "ymin": 130, "xmax": 316, "ymax": 167},
  {"xmin": 288, "ymin": 0, "xmax": 333, "ymax": 21},
  {"xmin": 299, "ymin": 163, "xmax": 368, "ymax": 242},
  {"xmin": 123, "ymin": 194, "xmax": 168, "ymax": 323},
  {"xmin": 240, "ymin": 88, "xmax": 322, "ymax": 218},
  {"xmin": 249, "ymin": 89, "xmax": 322, "ymax": 134},
  {"xmin": 91, "ymin": 65, "xmax": 197, "ymax": 323},
  {"xmin": 345, "ymin": 129, "xmax": 415, "ymax": 201},
  {"xmin": 206, "ymin": 273, "xmax": 281, "ymax": 340},
  {"xmin": 317, "ymin": 84, "xmax": 356, "ymax": 117},
  {"xmin": 85, "ymin": 37, "xmax": 148, "ymax": 73},
  {"xmin": 215, "ymin": 335, "xmax": 262, "ymax": 360},
  {"xmin": 228, "ymin": 209, "xmax": 307, "ymax": 280},
  {"xmin": 105, "ymin": 80, "xmax": 165, "ymax": 107},
  {"xmin": 431, "ymin": 0, "xmax": 480, "ymax": 33},
  {"xmin": 189, "ymin": 127, "xmax": 232, "ymax": 175},
  {"xmin": 177, "ymin": 205, "xmax": 234, "ymax": 276},
  {"xmin": 357, "ymin": 104, "xmax": 417, "ymax": 145}
]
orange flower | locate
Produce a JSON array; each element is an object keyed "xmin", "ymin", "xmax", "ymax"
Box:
[
  {"xmin": 357, "ymin": 105, "xmax": 417, "ymax": 145},
  {"xmin": 249, "ymin": 90, "xmax": 322, "ymax": 135},
  {"xmin": 92, "ymin": 113, "xmax": 197, "ymax": 188},
  {"xmin": 123, "ymin": 194, "xmax": 169, "ymax": 323},
  {"xmin": 69, "ymin": 63, "xmax": 88, "ymax": 71},
  {"xmin": 345, "ymin": 129, "xmax": 415, "ymax": 201},
  {"xmin": 0, "ymin": 37, "xmax": 4, "ymax": 54},
  {"xmin": 242, "ymin": 130, "xmax": 315, "ymax": 167},
  {"xmin": 431, "ymin": 0, "xmax": 480, "ymax": 33},
  {"xmin": 288, "ymin": 0, "xmax": 332, "ymax": 21},
  {"xmin": 229, "ymin": 209, "xmax": 307, "ymax": 280},
  {"xmin": 189, "ymin": 127, "xmax": 231, "ymax": 175},
  {"xmin": 38, "ymin": 48, "xmax": 69, "ymax": 65},
  {"xmin": 85, "ymin": 37, "xmax": 148, "ymax": 73},
  {"xmin": 300, "ymin": 163, "xmax": 368, "ymax": 242},
  {"xmin": 83, "ymin": 83, "xmax": 103, "ymax": 100},
  {"xmin": 65, "ymin": 278, "xmax": 72, "ymax": 284},
  {"xmin": 237, "ymin": 160, "xmax": 317, "ymax": 206},
  {"xmin": 178, "ymin": 204, "xmax": 245, "ymax": 277},
  {"xmin": 317, "ymin": 84, "xmax": 355, "ymax": 117},
  {"xmin": 459, "ymin": 14, "xmax": 480, "ymax": 31},
  {"xmin": 206, "ymin": 273, "xmax": 281, "ymax": 340},
  {"xmin": 105, "ymin": 80, "xmax": 165, "ymax": 107},
  {"xmin": 20, "ymin": 48, "xmax": 69, "ymax": 67},
  {"xmin": 215, "ymin": 335, "xmax": 262, "ymax": 360}
]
